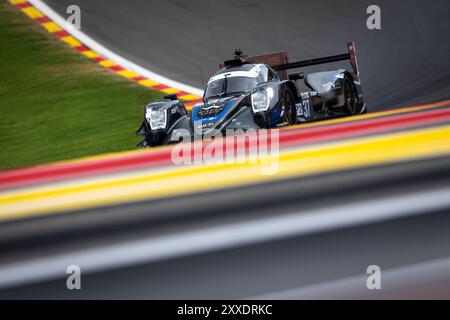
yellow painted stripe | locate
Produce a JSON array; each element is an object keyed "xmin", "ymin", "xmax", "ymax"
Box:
[
  {"xmin": 98, "ymin": 60, "xmax": 117, "ymax": 67},
  {"xmin": 61, "ymin": 35, "xmax": 82, "ymax": 47},
  {"xmin": 9, "ymin": 0, "xmax": 28, "ymax": 4},
  {"xmin": 21, "ymin": 7, "xmax": 44, "ymax": 19},
  {"xmin": 41, "ymin": 22, "xmax": 62, "ymax": 33},
  {"xmin": 1, "ymin": 125, "xmax": 450, "ymax": 221},
  {"xmin": 116, "ymin": 69, "xmax": 140, "ymax": 79},
  {"xmin": 162, "ymin": 88, "xmax": 181, "ymax": 94},
  {"xmin": 138, "ymin": 79, "xmax": 159, "ymax": 87},
  {"xmin": 81, "ymin": 50, "xmax": 99, "ymax": 59},
  {"xmin": 179, "ymin": 94, "xmax": 201, "ymax": 101}
]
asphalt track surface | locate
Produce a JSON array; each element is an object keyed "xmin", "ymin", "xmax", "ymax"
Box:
[
  {"xmin": 1, "ymin": 0, "xmax": 450, "ymax": 299},
  {"xmin": 43, "ymin": 0, "xmax": 450, "ymax": 110}
]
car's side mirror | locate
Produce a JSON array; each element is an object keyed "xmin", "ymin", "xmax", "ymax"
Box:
[{"xmin": 288, "ymin": 72, "xmax": 304, "ymax": 81}]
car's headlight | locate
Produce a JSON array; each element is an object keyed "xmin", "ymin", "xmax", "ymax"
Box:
[
  {"xmin": 251, "ymin": 87, "xmax": 274, "ymax": 112},
  {"xmin": 145, "ymin": 107, "xmax": 167, "ymax": 130}
]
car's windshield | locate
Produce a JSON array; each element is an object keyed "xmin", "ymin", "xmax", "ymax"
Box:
[{"xmin": 204, "ymin": 76, "xmax": 258, "ymax": 100}]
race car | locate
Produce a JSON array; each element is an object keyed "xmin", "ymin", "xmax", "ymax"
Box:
[{"xmin": 136, "ymin": 42, "xmax": 366, "ymax": 147}]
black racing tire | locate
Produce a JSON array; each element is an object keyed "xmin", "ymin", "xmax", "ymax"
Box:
[
  {"xmin": 282, "ymin": 87, "xmax": 297, "ymax": 125},
  {"xmin": 343, "ymin": 78, "xmax": 358, "ymax": 115}
]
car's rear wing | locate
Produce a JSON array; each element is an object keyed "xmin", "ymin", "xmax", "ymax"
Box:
[
  {"xmin": 244, "ymin": 51, "xmax": 290, "ymax": 80},
  {"xmin": 219, "ymin": 42, "xmax": 360, "ymax": 81},
  {"xmin": 220, "ymin": 51, "xmax": 290, "ymax": 79},
  {"xmin": 274, "ymin": 41, "xmax": 360, "ymax": 80}
]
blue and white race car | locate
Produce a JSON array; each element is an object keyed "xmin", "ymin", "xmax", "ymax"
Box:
[{"xmin": 136, "ymin": 42, "xmax": 366, "ymax": 147}]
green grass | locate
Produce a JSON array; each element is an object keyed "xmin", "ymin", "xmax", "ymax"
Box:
[{"xmin": 0, "ymin": 2, "xmax": 163, "ymax": 170}]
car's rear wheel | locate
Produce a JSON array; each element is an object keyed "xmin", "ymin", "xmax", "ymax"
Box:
[
  {"xmin": 344, "ymin": 78, "xmax": 358, "ymax": 115},
  {"xmin": 283, "ymin": 87, "xmax": 297, "ymax": 125}
]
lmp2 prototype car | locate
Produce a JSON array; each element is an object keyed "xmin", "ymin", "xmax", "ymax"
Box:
[{"xmin": 136, "ymin": 42, "xmax": 366, "ymax": 147}]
